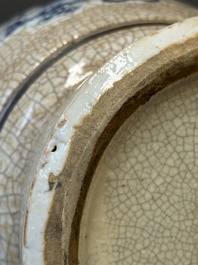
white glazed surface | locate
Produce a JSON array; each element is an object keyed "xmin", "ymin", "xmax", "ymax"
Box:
[
  {"xmin": 24, "ymin": 17, "xmax": 198, "ymax": 264},
  {"xmin": 1, "ymin": 24, "xmax": 164, "ymax": 265}
]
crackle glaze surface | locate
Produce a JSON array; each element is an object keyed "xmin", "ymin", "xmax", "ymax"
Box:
[
  {"xmin": 0, "ymin": 0, "xmax": 198, "ymax": 265},
  {"xmin": 79, "ymin": 74, "xmax": 198, "ymax": 265},
  {"xmin": 26, "ymin": 17, "xmax": 198, "ymax": 265}
]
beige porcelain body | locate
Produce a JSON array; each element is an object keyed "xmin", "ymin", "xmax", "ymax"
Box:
[
  {"xmin": 27, "ymin": 17, "xmax": 198, "ymax": 265},
  {"xmin": 0, "ymin": 1, "xmax": 198, "ymax": 265},
  {"xmin": 80, "ymin": 74, "xmax": 198, "ymax": 265}
]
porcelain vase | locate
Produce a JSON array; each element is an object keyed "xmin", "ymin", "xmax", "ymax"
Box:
[{"xmin": 1, "ymin": 1, "xmax": 198, "ymax": 265}]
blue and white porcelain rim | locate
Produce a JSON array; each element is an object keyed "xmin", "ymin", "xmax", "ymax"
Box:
[
  {"xmin": 0, "ymin": 0, "xmax": 87, "ymax": 41},
  {"xmin": 23, "ymin": 16, "xmax": 198, "ymax": 264},
  {"xmin": 0, "ymin": 0, "xmax": 159, "ymax": 42}
]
